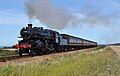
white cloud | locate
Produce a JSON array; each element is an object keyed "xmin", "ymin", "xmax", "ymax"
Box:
[
  {"xmin": 111, "ymin": 0, "xmax": 120, "ymax": 6},
  {"xmin": 0, "ymin": 9, "xmax": 28, "ymax": 25}
]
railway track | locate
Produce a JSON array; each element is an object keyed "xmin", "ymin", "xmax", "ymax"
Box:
[
  {"xmin": 0, "ymin": 55, "xmax": 33, "ymax": 62},
  {"xmin": 0, "ymin": 47, "xmax": 100, "ymax": 63}
]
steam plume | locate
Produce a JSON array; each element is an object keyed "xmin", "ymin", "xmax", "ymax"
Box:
[
  {"xmin": 25, "ymin": 0, "xmax": 74, "ymax": 29},
  {"xmin": 25, "ymin": 0, "xmax": 117, "ymax": 30}
]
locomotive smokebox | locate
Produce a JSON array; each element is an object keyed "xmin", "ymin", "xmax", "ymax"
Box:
[{"xmin": 28, "ymin": 24, "xmax": 32, "ymax": 29}]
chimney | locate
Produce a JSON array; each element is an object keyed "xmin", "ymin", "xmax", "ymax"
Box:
[{"xmin": 28, "ymin": 24, "xmax": 32, "ymax": 29}]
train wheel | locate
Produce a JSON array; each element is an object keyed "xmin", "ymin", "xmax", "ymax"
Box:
[
  {"xmin": 18, "ymin": 49, "xmax": 23, "ymax": 56},
  {"xmin": 36, "ymin": 50, "xmax": 42, "ymax": 55},
  {"xmin": 56, "ymin": 46, "xmax": 61, "ymax": 52},
  {"xmin": 29, "ymin": 50, "xmax": 33, "ymax": 56},
  {"xmin": 19, "ymin": 53, "xmax": 22, "ymax": 56}
]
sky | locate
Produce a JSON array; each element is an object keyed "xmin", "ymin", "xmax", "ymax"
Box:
[{"xmin": 0, "ymin": 0, "xmax": 120, "ymax": 46}]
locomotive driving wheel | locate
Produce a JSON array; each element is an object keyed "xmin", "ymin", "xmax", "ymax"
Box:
[
  {"xmin": 18, "ymin": 48, "xmax": 23, "ymax": 56},
  {"xmin": 29, "ymin": 49, "xmax": 34, "ymax": 56}
]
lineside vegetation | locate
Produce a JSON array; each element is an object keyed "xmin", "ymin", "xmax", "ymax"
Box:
[
  {"xmin": 0, "ymin": 49, "xmax": 17, "ymax": 57},
  {"xmin": 0, "ymin": 46, "xmax": 120, "ymax": 76}
]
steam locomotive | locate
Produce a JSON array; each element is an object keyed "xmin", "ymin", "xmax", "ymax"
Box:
[{"xmin": 15, "ymin": 24, "xmax": 97, "ymax": 56}]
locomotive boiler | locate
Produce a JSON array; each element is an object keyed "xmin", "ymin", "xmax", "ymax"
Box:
[{"xmin": 15, "ymin": 24, "xmax": 97, "ymax": 56}]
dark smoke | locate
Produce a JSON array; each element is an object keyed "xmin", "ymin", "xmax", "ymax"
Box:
[
  {"xmin": 25, "ymin": 0, "xmax": 74, "ymax": 30},
  {"xmin": 25, "ymin": 0, "xmax": 117, "ymax": 30}
]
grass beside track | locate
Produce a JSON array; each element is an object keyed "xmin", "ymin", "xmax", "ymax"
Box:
[
  {"xmin": 93, "ymin": 46, "xmax": 106, "ymax": 50},
  {"xmin": 0, "ymin": 46, "xmax": 120, "ymax": 76},
  {"xmin": 0, "ymin": 49, "xmax": 17, "ymax": 57}
]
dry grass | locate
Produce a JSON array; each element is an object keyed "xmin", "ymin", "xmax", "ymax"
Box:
[{"xmin": 0, "ymin": 46, "xmax": 120, "ymax": 76}]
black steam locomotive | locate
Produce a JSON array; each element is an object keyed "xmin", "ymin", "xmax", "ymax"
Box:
[{"xmin": 15, "ymin": 24, "xmax": 97, "ymax": 56}]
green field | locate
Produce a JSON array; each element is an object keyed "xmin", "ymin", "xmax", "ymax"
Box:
[
  {"xmin": 0, "ymin": 49, "xmax": 17, "ymax": 57},
  {"xmin": 0, "ymin": 47, "xmax": 120, "ymax": 76}
]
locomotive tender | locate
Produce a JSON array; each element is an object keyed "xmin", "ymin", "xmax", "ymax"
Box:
[{"xmin": 15, "ymin": 24, "xmax": 97, "ymax": 56}]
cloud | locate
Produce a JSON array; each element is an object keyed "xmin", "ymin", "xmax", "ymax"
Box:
[
  {"xmin": 111, "ymin": 0, "xmax": 120, "ymax": 6},
  {"xmin": 100, "ymin": 32, "xmax": 120, "ymax": 44},
  {"xmin": 0, "ymin": 9, "xmax": 28, "ymax": 25},
  {"xmin": 72, "ymin": 8, "xmax": 117, "ymax": 29}
]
